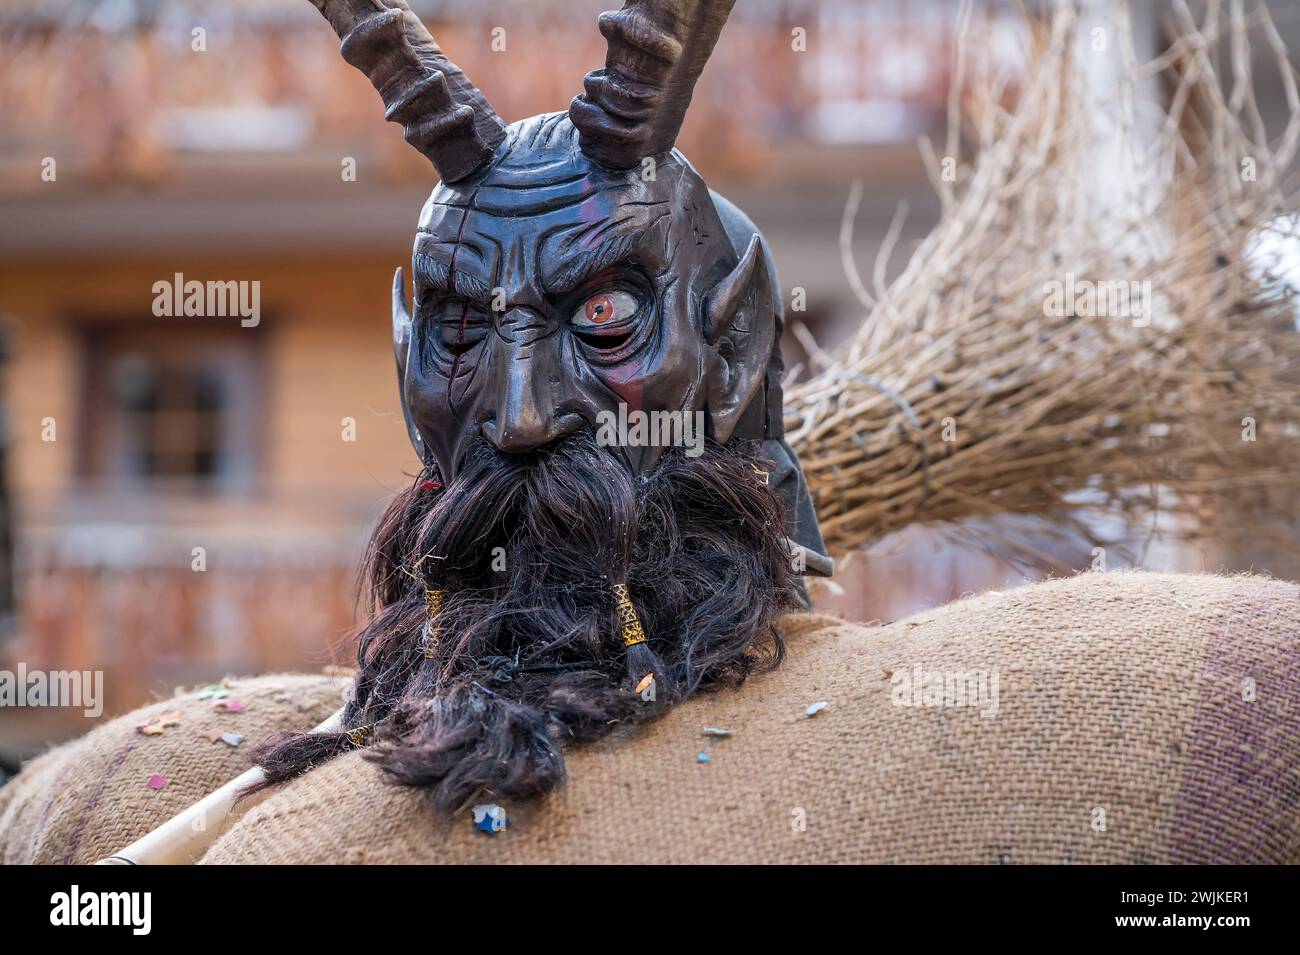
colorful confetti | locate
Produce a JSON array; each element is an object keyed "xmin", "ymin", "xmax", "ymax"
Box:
[
  {"xmin": 146, "ymin": 774, "xmax": 167, "ymax": 791},
  {"xmin": 471, "ymin": 803, "xmax": 509, "ymax": 834},
  {"xmin": 697, "ymin": 752, "xmax": 711, "ymax": 763},
  {"xmin": 220, "ymin": 732, "xmax": 244, "ymax": 747},
  {"xmin": 804, "ymin": 701, "xmax": 829, "ymax": 718},
  {"xmin": 135, "ymin": 709, "xmax": 183, "ymax": 736},
  {"xmin": 196, "ymin": 681, "xmax": 231, "ymax": 701},
  {"xmin": 213, "ymin": 699, "xmax": 245, "ymax": 713}
]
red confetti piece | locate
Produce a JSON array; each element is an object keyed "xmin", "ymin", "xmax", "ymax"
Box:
[
  {"xmin": 419, "ymin": 479, "xmax": 442, "ymax": 492},
  {"xmin": 146, "ymin": 774, "xmax": 167, "ymax": 791}
]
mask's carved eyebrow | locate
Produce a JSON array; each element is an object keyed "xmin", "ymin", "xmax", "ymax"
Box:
[
  {"xmin": 543, "ymin": 216, "xmax": 666, "ymax": 296},
  {"xmin": 413, "ymin": 250, "xmax": 493, "ymax": 303}
]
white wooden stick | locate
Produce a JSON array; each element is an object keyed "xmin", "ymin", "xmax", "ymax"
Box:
[{"xmin": 95, "ymin": 706, "xmax": 345, "ymax": 865}]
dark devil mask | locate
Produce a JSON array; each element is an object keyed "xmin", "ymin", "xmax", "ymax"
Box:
[
  {"xmin": 261, "ymin": 0, "xmax": 833, "ymax": 809},
  {"xmin": 312, "ymin": 0, "xmax": 829, "ymax": 569}
]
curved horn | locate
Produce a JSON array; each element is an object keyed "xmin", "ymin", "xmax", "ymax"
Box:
[
  {"xmin": 310, "ymin": 0, "xmax": 506, "ymax": 182},
  {"xmin": 569, "ymin": 0, "xmax": 736, "ymax": 168}
]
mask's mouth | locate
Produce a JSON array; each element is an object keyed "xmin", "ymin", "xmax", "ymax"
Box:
[{"xmin": 441, "ymin": 426, "xmax": 635, "ymax": 483}]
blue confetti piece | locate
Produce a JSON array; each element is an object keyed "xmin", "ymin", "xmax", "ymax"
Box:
[
  {"xmin": 697, "ymin": 752, "xmax": 710, "ymax": 763},
  {"xmin": 471, "ymin": 803, "xmax": 508, "ymax": 834},
  {"xmin": 220, "ymin": 732, "xmax": 244, "ymax": 747}
]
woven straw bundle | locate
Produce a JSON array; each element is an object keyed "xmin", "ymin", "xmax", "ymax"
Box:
[{"xmin": 787, "ymin": 0, "xmax": 1300, "ymax": 566}]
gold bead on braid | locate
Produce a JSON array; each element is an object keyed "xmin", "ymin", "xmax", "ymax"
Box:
[
  {"xmin": 345, "ymin": 724, "xmax": 375, "ymax": 749},
  {"xmin": 422, "ymin": 587, "xmax": 446, "ymax": 659},
  {"xmin": 611, "ymin": 582, "xmax": 647, "ymax": 648}
]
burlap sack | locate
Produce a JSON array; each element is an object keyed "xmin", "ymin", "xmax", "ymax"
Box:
[
  {"xmin": 0, "ymin": 672, "xmax": 348, "ymax": 864},
  {"xmin": 5, "ymin": 570, "xmax": 1297, "ymax": 864},
  {"xmin": 192, "ymin": 570, "xmax": 1300, "ymax": 864}
]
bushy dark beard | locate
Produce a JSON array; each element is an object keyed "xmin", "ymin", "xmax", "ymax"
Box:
[{"xmin": 254, "ymin": 432, "xmax": 800, "ymax": 812}]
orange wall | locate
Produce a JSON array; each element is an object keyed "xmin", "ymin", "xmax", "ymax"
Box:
[{"xmin": 1, "ymin": 254, "xmax": 423, "ymax": 513}]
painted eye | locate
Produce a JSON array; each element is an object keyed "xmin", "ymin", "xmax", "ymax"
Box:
[{"xmin": 570, "ymin": 289, "xmax": 639, "ymax": 330}]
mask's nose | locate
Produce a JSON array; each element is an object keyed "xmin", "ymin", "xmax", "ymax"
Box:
[{"xmin": 481, "ymin": 307, "xmax": 584, "ymax": 454}]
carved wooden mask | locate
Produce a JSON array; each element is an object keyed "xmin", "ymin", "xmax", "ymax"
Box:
[{"xmin": 310, "ymin": 0, "xmax": 829, "ymax": 572}]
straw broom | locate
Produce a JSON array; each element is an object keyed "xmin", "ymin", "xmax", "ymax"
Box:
[{"xmin": 786, "ymin": 0, "xmax": 1300, "ymax": 570}]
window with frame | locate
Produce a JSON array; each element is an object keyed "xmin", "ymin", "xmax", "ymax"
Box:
[{"xmin": 78, "ymin": 321, "xmax": 264, "ymax": 492}]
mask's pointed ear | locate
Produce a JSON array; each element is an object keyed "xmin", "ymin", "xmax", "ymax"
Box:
[
  {"xmin": 393, "ymin": 265, "xmax": 412, "ymax": 374},
  {"xmin": 704, "ymin": 234, "xmax": 775, "ymax": 443},
  {"xmin": 392, "ymin": 266, "xmax": 426, "ymax": 460}
]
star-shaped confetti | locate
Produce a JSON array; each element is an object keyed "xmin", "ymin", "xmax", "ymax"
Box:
[
  {"xmin": 135, "ymin": 709, "xmax": 183, "ymax": 736},
  {"xmin": 471, "ymin": 803, "xmax": 509, "ymax": 834},
  {"xmin": 219, "ymin": 732, "xmax": 244, "ymax": 747}
]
